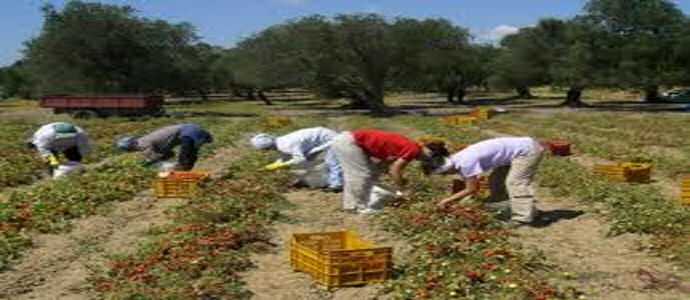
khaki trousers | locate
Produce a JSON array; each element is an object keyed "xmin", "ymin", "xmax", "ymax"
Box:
[
  {"xmin": 489, "ymin": 142, "xmax": 544, "ymax": 223},
  {"xmin": 331, "ymin": 132, "xmax": 379, "ymax": 210}
]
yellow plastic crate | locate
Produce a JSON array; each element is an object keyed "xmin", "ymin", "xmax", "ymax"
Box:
[
  {"xmin": 290, "ymin": 231, "xmax": 392, "ymax": 288},
  {"xmin": 593, "ymin": 163, "xmax": 651, "ymax": 183},
  {"xmin": 441, "ymin": 115, "xmax": 478, "ymax": 126},
  {"xmin": 153, "ymin": 171, "xmax": 210, "ymax": 198},
  {"xmin": 262, "ymin": 116, "xmax": 293, "ymax": 129},
  {"xmin": 417, "ymin": 135, "xmax": 449, "ymax": 146},
  {"xmin": 681, "ymin": 177, "xmax": 690, "ymax": 205},
  {"xmin": 469, "ymin": 108, "xmax": 496, "ymax": 120}
]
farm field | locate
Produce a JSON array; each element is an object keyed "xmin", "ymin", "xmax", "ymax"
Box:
[{"xmin": 1, "ymin": 92, "xmax": 690, "ymax": 299}]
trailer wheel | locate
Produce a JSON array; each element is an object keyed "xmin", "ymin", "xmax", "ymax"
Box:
[{"xmin": 71, "ymin": 110, "xmax": 99, "ymax": 119}]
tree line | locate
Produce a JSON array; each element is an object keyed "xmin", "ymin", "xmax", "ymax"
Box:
[{"xmin": 1, "ymin": 0, "xmax": 689, "ymax": 111}]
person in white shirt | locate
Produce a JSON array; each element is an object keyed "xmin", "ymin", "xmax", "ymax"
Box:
[
  {"xmin": 250, "ymin": 127, "xmax": 343, "ymax": 192},
  {"xmin": 422, "ymin": 137, "xmax": 544, "ymax": 226},
  {"xmin": 27, "ymin": 122, "xmax": 91, "ymax": 174}
]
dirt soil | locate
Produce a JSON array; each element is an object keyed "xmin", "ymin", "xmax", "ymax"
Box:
[
  {"xmin": 482, "ymin": 129, "xmax": 690, "ymax": 299},
  {"xmin": 515, "ymin": 188, "xmax": 690, "ymax": 300},
  {"xmin": 242, "ymin": 190, "xmax": 411, "ymax": 300},
  {"xmin": 0, "ymin": 146, "xmax": 241, "ymax": 300}
]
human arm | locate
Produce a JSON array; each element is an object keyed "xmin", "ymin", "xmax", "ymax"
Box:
[
  {"xmin": 75, "ymin": 132, "xmax": 92, "ymax": 157},
  {"xmin": 437, "ymin": 176, "xmax": 479, "ymax": 209},
  {"xmin": 389, "ymin": 158, "xmax": 411, "ymax": 190}
]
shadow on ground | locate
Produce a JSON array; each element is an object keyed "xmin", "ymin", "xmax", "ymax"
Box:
[{"xmin": 532, "ymin": 209, "xmax": 585, "ymax": 228}]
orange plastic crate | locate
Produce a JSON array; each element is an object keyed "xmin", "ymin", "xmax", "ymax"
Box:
[
  {"xmin": 545, "ymin": 140, "xmax": 572, "ymax": 156},
  {"xmin": 290, "ymin": 231, "xmax": 392, "ymax": 288},
  {"xmin": 681, "ymin": 176, "xmax": 690, "ymax": 205},
  {"xmin": 593, "ymin": 163, "xmax": 651, "ymax": 183},
  {"xmin": 469, "ymin": 108, "xmax": 495, "ymax": 120},
  {"xmin": 441, "ymin": 115, "xmax": 478, "ymax": 126},
  {"xmin": 153, "ymin": 171, "xmax": 209, "ymax": 198}
]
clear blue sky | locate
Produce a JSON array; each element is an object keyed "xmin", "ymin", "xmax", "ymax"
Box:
[{"xmin": 2, "ymin": 0, "xmax": 690, "ymax": 67}]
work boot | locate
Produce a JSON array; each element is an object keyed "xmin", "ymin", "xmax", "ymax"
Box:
[
  {"xmin": 322, "ymin": 186, "xmax": 343, "ymax": 193},
  {"xmin": 503, "ymin": 220, "xmax": 532, "ymax": 229},
  {"xmin": 357, "ymin": 208, "xmax": 382, "ymax": 215},
  {"xmin": 290, "ymin": 179, "xmax": 308, "ymax": 189}
]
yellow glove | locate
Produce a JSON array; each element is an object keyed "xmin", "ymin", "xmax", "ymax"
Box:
[
  {"xmin": 264, "ymin": 161, "xmax": 290, "ymax": 171},
  {"xmin": 46, "ymin": 155, "xmax": 59, "ymax": 167}
]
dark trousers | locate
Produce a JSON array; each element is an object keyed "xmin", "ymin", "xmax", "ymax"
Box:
[
  {"xmin": 177, "ymin": 137, "xmax": 199, "ymax": 171},
  {"xmin": 61, "ymin": 146, "xmax": 83, "ymax": 162}
]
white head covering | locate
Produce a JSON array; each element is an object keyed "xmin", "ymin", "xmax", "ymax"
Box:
[{"xmin": 250, "ymin": 133, "xmax": 276, "ymax": 149}]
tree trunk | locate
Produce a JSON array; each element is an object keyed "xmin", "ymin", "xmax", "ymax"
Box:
[
  {"xmin": 456, "ymin": 88, "xmax": 467, "ymax": 104},
  {"xmin": 446, "ymin": 87, "xmax": 456, "ymax": 103},
  {"xmin": 516, "ymin": 86, "xmax": 533, "ymax": 99},
  {"xmin": 232, "ymin": 89, "xmax": 243, "ymax": 99},
  {"xmin": 562, "ymin": 86, "xmax": 586, "ymax": 107},
  {"xmin": 198, "ymin": 89, "xmax": 208, "ymax": 101},
  {"xmin": 644, "ymin": 86, "xmax": 661, "ymax": 102},
  {"xmin": 258, "ymin": 90, "xmax": 272, "ymax": 105},
  {"xmin": 246, "ymin": 89, "xmax": 256, "ymax": 100}
]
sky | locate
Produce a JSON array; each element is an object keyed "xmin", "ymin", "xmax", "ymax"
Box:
[{"xmin": 2, "ymin": 0, "xmax": 690, "ymax": 67}]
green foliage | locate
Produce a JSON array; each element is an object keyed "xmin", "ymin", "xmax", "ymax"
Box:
[
  {"xmin": 539, "ymin": 158, "xmax": 690, "ymax": 236},
  {"xmin": 580, "ymin": 0, "xmax": 687, "ymax": 100},
  {"xmin": 0, "ymin": 62, "xmax": 33, "ymax": 99},
  {"xmin": 22, "ymin": 1, "xmax": 225, "ymax": 96},
  {"xmin": 377, "ymin": 118, "xmax": 580, "ymax": 299}
]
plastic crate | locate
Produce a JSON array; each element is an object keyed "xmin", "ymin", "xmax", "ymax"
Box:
[
  {"xmin": 469, "ymin": 108, "xmax": 495, "ymax": 120},
  {"xmin": 441, "ymin": 115, "xmax": 478, "ymax": 126},
  {"xmin": 290, "ymin": 231, "xmax": 392, "ymax": 288},
  {"xmin": 681, "ymin": 177, "xmax": 690, "ymax": 205},
  {"xmin": 546, "ymin": 140, "xmax": 572, "ymax": 156},
  {"xmin": 153, "ymin": 171, "xmax": 210, "ymax": 198},
  {"xmin": 417, "ymin": 135, "xmax": 449, "ymax": 146},
  {"xmin": 593, "ymin": 163, "xmax": 651, "ymax": 183},
  {"xmin": 452, "ymin": 177, "xmax": 491, "ymax": 198}
]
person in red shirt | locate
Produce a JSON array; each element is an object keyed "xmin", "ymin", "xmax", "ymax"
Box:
[{"xmin": 330, "ymin": 129, "xmax": 424, "ymax": 214}]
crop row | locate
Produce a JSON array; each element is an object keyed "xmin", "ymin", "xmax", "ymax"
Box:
[
  {"xmin": 90, "ymin": 151, "xmax": 293, "ymax": 299},
  {"xmin": 0, "ymin": 115, "xmax": 275, "ymax": 271},
  {"xmin": 0, "ymin": 118, "xmax": 171, "ymax": 190},
  {"xmin": 379, "ymin": 118, "xmax": 580, "ymax": 299},
  {"xmin": 487, "ymin": 113, "xmax": 690, "ymax": 177},
  {"xmin": 483, "ymin": 113, "xmax": 690, "ymax": 266},
  {"xmin": 88, "ymin": 115, "xmax": 321, "ymax": 299}
]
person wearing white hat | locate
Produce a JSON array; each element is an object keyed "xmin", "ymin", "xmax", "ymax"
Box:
[
  {"xmin": 251, "ymin": 127, "xmax": 342, "ymax": 191},
  {"xmin": 423, "ymin": 137, "xmax": 544, "ymax": 226},
  {"xmin": 27, "ymin": 122, "xmax": 91, "ymax": 175}
]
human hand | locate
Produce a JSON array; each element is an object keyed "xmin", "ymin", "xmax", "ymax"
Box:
[
  {"xmin": 46, "ymin": 155, "xmax": 60, "ymax": 167},
  {"xmin": 264, "ymin": 161, "xmax": 289, "ymax": 171},
  {"xmin": 437, "ymin": 198, "xmax": 454, "ymax": 210}
]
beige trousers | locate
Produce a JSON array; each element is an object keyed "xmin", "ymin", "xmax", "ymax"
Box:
[
  {"xmin": 330, "ymin": 132, "xmax": 379, "ymax": 210},
  {"xmin": 489, "ymin": 142, "xmax": 544, "ymax": 223}
]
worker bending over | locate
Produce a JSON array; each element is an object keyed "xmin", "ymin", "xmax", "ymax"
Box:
[
  {"xmin": 116, "ymin": 123, "xmax": 213, "ymax": 171},
  {"xmin": 251, "ymin": 127, "xmax": 343, "ymax": 192},
  {"xmin": 423, "ymin": 137, "xmax": 544, "ymax": 227},
  {"xmin": 28, "ymin": 122, "xmax": 91, "ymax": 175},
  {"xmin": 331, "ymin": 129, "xmax": 429, "ymax": 215}
]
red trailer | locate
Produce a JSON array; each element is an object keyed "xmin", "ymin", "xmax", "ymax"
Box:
[{"xmin": 40, "ymin": 95, "xmax": 165, "ymax": 118}]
